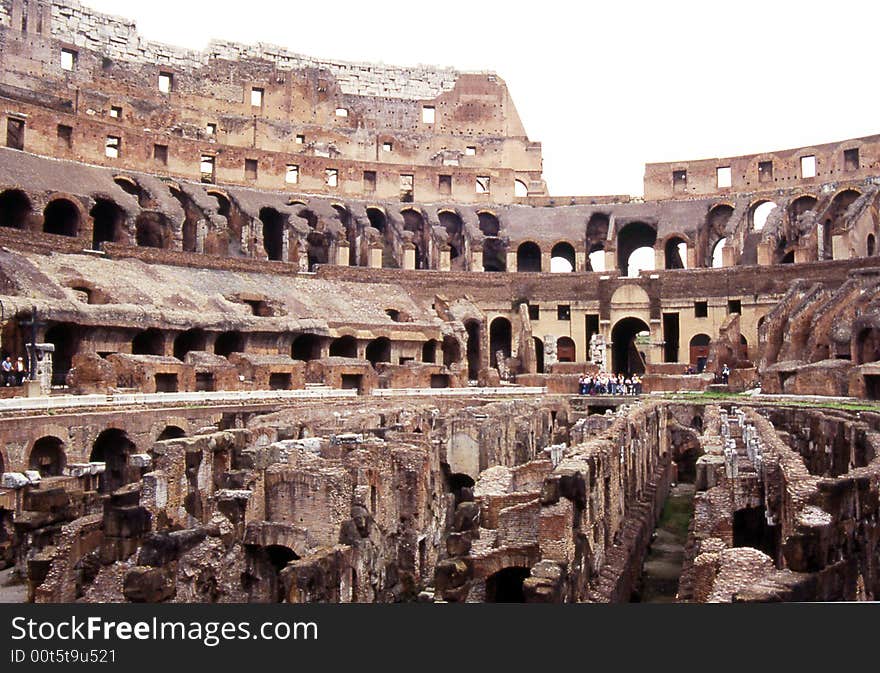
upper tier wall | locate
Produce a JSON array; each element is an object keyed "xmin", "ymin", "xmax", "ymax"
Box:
[
  {"xmin": 645, "ymin": 134, "xmax": 880, "ymax": 200},
  {"xmin": 0, "ymin": 0, "xmax": 546, "ymax": 203}
]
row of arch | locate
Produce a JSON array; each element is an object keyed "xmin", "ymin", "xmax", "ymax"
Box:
[{"xmin": 23, "ymin": 425, "xmax": 186, "ymax": 493}]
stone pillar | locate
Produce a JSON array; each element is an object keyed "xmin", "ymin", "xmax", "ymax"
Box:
[
  {"xmin": 336, "ymin": 243, "xmax": 350, "ymax": 266},
  {"xmin": 654, "ymin": 247, "xmax": 665, "ymax": 272},
  {"xmin": 541, "ymin": 251, "xmax": 552, "ymax": 273},
  {"xmin": 27, "ymin": 343, "xmax": 55, "ymax": 394},
  {"xmin": 472, "ymin": 249, "xmax": 483, "ymax": 272},
  {"xmin": 403, "ymin": 246, "xmax": 416, "ymax": 270},
  {"xmin": 832, "ymin": 234, "xmax": 848, "ymax": 261},
  {"xmin": 368, "ymin": 246, "xmax": 383, "ymax": 268},
  {"xmin": 439, "ymin": 248, "xmax": 451, "ymax": 271},
  {"xmin": 576, "ymin": 250, "xmax": 587, "ymax": 272},
  {"xmin": 544, "ymin": 335, "xmax": 558, "ymax": 368},
  {"xmin": 756, "ymin": 242, "xmax": 771, "ymax": 266},
  {"xmin": 686, "ymin": 245, "xmax": 696, "ymax": 269},
  {"xmin": 506, "ymin": 250, "xmax": 517, "ymax": 273},
  {"xmin": 605, "ymin": 250, "xmax": 617, "ymax": 275}
]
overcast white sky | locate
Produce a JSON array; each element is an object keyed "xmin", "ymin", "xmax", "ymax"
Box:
[{"xmin": 84, "ymin": 0, "xmax": 880, "ymax": 197}]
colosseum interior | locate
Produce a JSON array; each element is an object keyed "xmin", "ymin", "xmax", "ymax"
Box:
[{"xmin": 0, "ymin": 0, "xmax": 877, "ymax": 605}]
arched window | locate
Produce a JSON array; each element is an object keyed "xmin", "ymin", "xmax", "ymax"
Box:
[
  {"xmin": 557, "ymin": 336, "xmax": 576, "ymax": 362},
  {"xmin": 260, "ymin": 207, "xmax": 285, "ymax": 261},
  {"xmin": 711, "ymin": 238, "xmax": 727, "ymax": 268},
  {"xmin": 750, "ymin": 201, "xmax": 777, "ymax": 231},
  {"xmin": 90, "ymin": 198, "xmax": 126, "ymax": 249},
  {"xmin": 329, "ymin": 335, "xmax": 358, "ymax": 358},
  {"xmin": 664, "ymin": 237, "xmax": 688, "ymax": 269},
  {"xmin": 0, "ymin": 189, "xmax": 31, "ymax": 229},
  {"xmin": 365, "ymin": 337, "xmax": 391, "ymax": 367},
  {"xmin": 516, "ymin": 242, "xmax": 542, "ymax": 272},
  {"xmin": 616, "ymin": 221, "xmax": 656, "ymax": 276},
  {"xmin": 132, "ymin": 328, "xmax": 164, "ymax": 356},
  {"xmin": 214, "ymin": 331, "xmax": 245, "ymax": 358},
  {"xmin": 550, "ymin": 242, "xmax": 576, "ymax": 273},
  {"xmin": 43, "ymin": 199, "xmax": 80, "ymax": 237},
  {"xmin": 489, "ymin": 317, "xmax": 512, "ymax": 369},
  {"xmin": 29, "ymin": 436, "xmax": 66, "ymax": 477}
]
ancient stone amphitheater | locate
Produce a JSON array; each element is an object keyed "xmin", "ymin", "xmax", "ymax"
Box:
[{"xmin": 0, "ymin": 0, "xmax": 877, "ymax": 604}]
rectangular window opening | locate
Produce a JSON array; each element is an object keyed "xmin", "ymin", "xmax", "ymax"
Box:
[
  {"xmin": 56, "ymin": 124, "xmax": 72, "ymax": 149},
  {"xmin": 285, "ymin": 164, "xmax": 299, "ymax": 184},
  {"xmin": 325, "ymin": 168, "xmax": 338, "ymax": 188},
  {"xmin": 153, "ymin": 143, "xmax": 168, "ymax": 165},
  {"xmin": 758, "ymin": 160, "xmax": 773, "ymax": 183},
  {"xmin": 694, "ymin": 301, "xmax": 708, "ymax": 318},
  {"xmin": 728, "ymin": 299, "xmax": 742, "ymax": 315},
  {"xmin": 844, "ymin": 148, "xmax": 859, "ymax": 171},
  {"xmin": 105, "ymin": 135, "xmax": 120, "ymax": 159},
  {"xmin": 60, "ymin": 48, "xmax": 77, "ymax": 71},
  {"xmin": 439, "ymin": 174, "xmax": 452, "ymax": 196},
  {"xmin": 200, "ymin": 155, "xmax": 216, "ymax": 183},
  {"xmin": 245, "ymin": 158, "xmax": 258, "ymax": 180},
  {"xmin": 800, "ymin": 155, "xmax": 816, "ymax": 178},
  {"xmin": 363, "ymin": 170, "xmax": 376, "ymax": 193},
  {"xmin": 206, "ymin": 122, "xmax": 217, "ymax": 136},
  {"xmin": 400, "ymin": 174, "xmax": 414, "ymax": 202},
  {"xmin": 476, "ymin": 176, "xmax": 491, "ymax": 194},
  {"xmin": 716, "ymin": 166, "xmax": 732, "ymax": 189},
  {"xmin": 528, "ymin": 304, "xmax": 540, "ymax": 321},
  {"xmin": 295, "ymin": 134, "xmax": 305, "ymax": 144},
  {"xmin": 335, "ymin": 107, "xmax": 348, "ymax": 117},
  {"xmin": 422, "ymin": 106, "xmax": 435, "ymax": 124},
  {"xmin": 158, "ymin": 71, "xmax": 173, "ymax": 93},
  {"xmin": 382, "ymin": 142, "xmax": 392, "ymax": 152},
  {"xmin": 672, "ymin": 169, "xmax": 687, "ymax": 193},
  {"xmin": 250, "ymin": 87, "xmax": 264, "ymax": 107},
  {"xmin": 465, "ymin": 146, "xmax": 476, "ymax": 156},
  {"xmin": 557, "ymin": 305, "xmax": 571, "ymax": 321},
  {"xmin": 6, "ymin": 118, "xmax": 24, "ymax": 151},
  {"xmin": 109, "ymin": 106, "xmax": 122, "ymax": 119}
]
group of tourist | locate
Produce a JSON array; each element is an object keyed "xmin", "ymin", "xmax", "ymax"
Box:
[
  {"xmin": 578, "ymin": 372, "xmax": 642, "ymax": 396},
  {"xmin": 1, "ymin": 355, "xmax": 27, "ymax": 386}
]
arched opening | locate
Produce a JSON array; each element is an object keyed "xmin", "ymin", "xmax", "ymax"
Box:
[
  {"xmin": 664, "ymin": 237, "xmax": 688, "ymax": 269},
  {"xmin": 516, "ymin": 242, "xmax": 542, "ymax": 272},
  {"xmin": 332, "ymin": 205, "xmax": 359, "ymax": 267},
  {"xmin": 134, "ymin": 212, "xmax": 170, "ymax": 248},
  {"xmin": 869, "ymin": 234, "xmax": 876, "ymax": 257},
  {"xmin": 482, "ymin": 238, "xmax": 507, "ymax": 272},
  {"xmin": 550, "ymin": 242, "xmax": 576, "ymax": 273},
  {"xmin": 173, "ymin": 328, "xmax": 206, "ymax": 361},
  {"xmin": 168, "ymin": 185, "xmax": 200, "ymax": 253},
  {"xmin": 29, "ymin": 436, "xmax": 66, "ymax": 477},
  {"xmin": 90, "ymin": 428, "xmax": 138, "ymax": 493},
  {"xmin": 132, "ymin": 328, "xmax": 164, "ymax": 356},
  {"xmin": 557, "ymin": 336, "xmax": 576, "ymax": 362},
  {"xmin": 306, "ymin": 230, "xmax": 331, "ymax": 270},
  {"xmin": 329, "ymin": 335, "xmax": 358, "ymax": 358},
  {"xmin": 706, "ymin": 205, "xmax": 734, "ymax": 267},
  {"xmin": 586, "ymin": 213, "xmax": 610, "ymax": 271},
  {"xmin": 750, "ymin": 201, "xmax": 777, "ymax": 231},
  {"xmin": 438, "ymin": 211, "xmax": 465, "ymax": 266},
  {"xmin": 789, "ymin": 195, "xmax": 818, "ymax": 223},
  {"xmin": 478, "ymin": 212, "xmax": 500, "ymax": 237},
  {"xmin": 711, "ymin": 238, "xmax": 727, "ymax": 268},
  {"xmin": 366, "ymin": 207, "xmax": 396, "ymax": 268},
  {"xmin": 260, "ymin": 207, "xmax": 285, "ymax": 261},
  {"xmin": 90, "ymin": 198, "xmax": 126, "ymax": 249},
  {"xmin": 365, "ymin": 337, "xmax": 391, "ymax": 367},
  {"xmin": 157, "ymin": 425, "xmax": 186, "ymax": 441},
  {"xmin": 689, "ymin": 333, "xmax": 711, "ymax": 372},
  {"xmin": 45, "ymin": 323, "xmax": 79, "ymax": 386},
  {"xmin": 514, "ymin": 180, "xmax": 528, "ymax": 198},
  {"xmin": 0, "ymin": 189, "xmax": 31, "ymax": 229},
  {"xmin": 402, "ymin": 209, "xmax": 429, "ymax": 269},
  {"xmin": 214, "ymin": 331, "xmax": 245, "ymax": 358},
  {"xmin": 611, "ymin": 317, "xmax": 649, "ymax": 375},
  {"xmin": 465, "ymin": 320, "xmax": 481, "ymax": 380},
  {"xmin": 489, "ymin": 317, "xmax": 512, "ymax": 369},
  {"xmin": 114, "ymin": 176, "xmax": 147, "ymax": 204},
  {"xmin": 43, "ymin": 198, "xmax": 80, "ymax": 237},
  {"xmin": 616, "ymin": 221, "xmax": 656, "ymax": 276},
  {"xmin": 292, "ymin": 334, "xmax": 322, "ymax": 361},
  {"xmin": 442, "ymin": 335, "xmax": 461, "ymax": 368},
  {"xmin": 533, "ymin": 337, "xmax": 544, "ymax": 373},
  {"xmin": 422, "ymin": 339, "xmax": 438, "ymax": 363},
  {"xmin": 827, "ymin": 189, "xmax": 860, "ymax": 227},
  {"xmin": 485, "ymin": 567, "xmax": 530, "ymax": 603}
]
